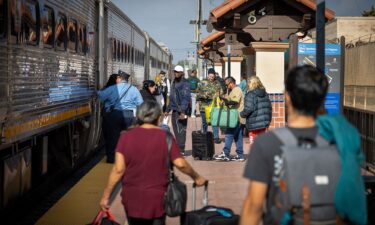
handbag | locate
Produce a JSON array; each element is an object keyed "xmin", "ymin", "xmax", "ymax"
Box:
[
  {"xmin": 204, "ymin": 97, "xmax": 221, "ymax": 124},
  {"xmin": 210, "ymin": 103, "xmax": 239, "ymax": 128},
  {"xmin": 91, "ymin": 210, "xmax": 120, "ymax": 225},
  {"xmin": 163, "ymin": 131, "xmax": 187, "ymax": 217}
]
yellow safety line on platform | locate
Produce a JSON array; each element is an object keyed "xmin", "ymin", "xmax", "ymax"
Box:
[
  {"xmin": 4, "ymin": 105, "xmax": 91, "ymax": 140},
  {"xmin": 36, "ymin": 159, "xmax": 112, "ymax": 225}
]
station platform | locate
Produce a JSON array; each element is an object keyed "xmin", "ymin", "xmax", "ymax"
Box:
[{"xmin": 36, "ymin": 116, "xmax": 251, "ymax": 225}]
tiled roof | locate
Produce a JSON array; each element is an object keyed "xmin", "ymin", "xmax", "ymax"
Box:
[
  {"xmin": 210, "ymin": 0, "xmax": 334, "ymax": 20},
  {"xmin": 200, "ymin": 31, "xmax": 225, "ymax": 46}
]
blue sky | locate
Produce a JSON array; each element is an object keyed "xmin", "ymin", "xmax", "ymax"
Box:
[{"xmin": 112, "ymin": 0, "xmax": 375, "ymax": 63}]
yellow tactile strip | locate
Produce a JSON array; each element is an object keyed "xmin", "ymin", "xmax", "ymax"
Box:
[
  {"xmin": 4, "ymin": 105, "xmax": 91, "ymax": 141},
  {"xmin": 36, "ymin": 159, "xmax": 112, "ymax": 225}
]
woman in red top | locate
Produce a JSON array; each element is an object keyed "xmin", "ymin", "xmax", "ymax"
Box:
[{"xmin": 100, "ymin": 100, "xmax": 207, "ymax": 225}]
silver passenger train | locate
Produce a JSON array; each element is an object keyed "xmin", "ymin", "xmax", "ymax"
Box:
[{"xmin": 0, "ymin": 0, "xmax": 172, "ymax": 210}]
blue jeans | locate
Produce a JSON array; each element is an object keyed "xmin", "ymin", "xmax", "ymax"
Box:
[
  {"xmin": 200, "ymin": 110, "xmax": 219, "ymax": 139},
  {"xmin": 191, "ymin": 93, "xmax": 197, "ymax": 116},
  {"xmin": 223, "ymin": 123, "xmax": 244, "ymax": 157}
]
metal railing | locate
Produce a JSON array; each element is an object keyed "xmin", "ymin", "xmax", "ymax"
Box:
[{"xmin": 343, "ymin": 106, "xmax": 375, "ymax": 173}]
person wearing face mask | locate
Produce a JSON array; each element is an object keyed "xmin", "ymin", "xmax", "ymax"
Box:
[{"xmin": 165, "ymin": 65, "xmax": 191, "ymax": 155}]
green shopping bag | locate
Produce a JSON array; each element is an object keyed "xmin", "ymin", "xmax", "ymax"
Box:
[
  {"xmin": 210, "ymin": 104, "xmax": 238, "ymax": 128},
  {"xmin": 205, "ymin": 98, "xmax": 221, "ymax": 124}
]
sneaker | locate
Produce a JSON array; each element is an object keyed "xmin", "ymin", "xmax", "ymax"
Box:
[
  {"xmin": 214, "ymin": 138, "xmax": 222, "ymax": 144},
  {"xmin": 214, "ymin": 152, "xmax": 230, "ymax": 161},
  {"xmin": 230, "ymin": 155, "xmax": 245, "ymax": 162},
  {"xmin": 191, "ymin": 115, "xmax": 196, "ymax": 118}
]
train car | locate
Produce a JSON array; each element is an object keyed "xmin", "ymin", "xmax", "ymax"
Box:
[
  {"xmin": 105, "ymin": 2, "xmax": 146, "ymax": 88},
  {"xmin": 0, "ymin": 0, "xmax": 172, "ymax": 211}
]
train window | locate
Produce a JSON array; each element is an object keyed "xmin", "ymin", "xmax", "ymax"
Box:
[
  {"xmin": 42, "ymin": 6, "xmax": 54, "ymax": 48},
  {"xmin": 125, "ymin": 43, "xmax": 129, "ymax": 63},
  {"xmin": 117, "ymin": 41, "xmax": 120, "ymax": 61},
  {"xmin": 130, "ymin": 46, "xmax": 133, "ymax": 63},
  {"xmin": 10, "ymin": 0, "xmax": 21, "ymax": 43},
  {"xmin": 0, "ymin": 0, "xmax": 6, "ymax": 38},
  {"xmin": 56, "ymin": 13, "xmax": 67, "ymax": 50},
  {"xmin": 121, "ymin": 42, "xmax": 125, "ymax": 62},
  {"xmin": 22, "ymin": 0, "xmax": 39, "ymax": 45},
  {"xmin": 112, "ymin": 38, "xmax": 116, "ymax": 61},
  {"xmin": 78, "ymin": 24, "xmax": 87, "ymax": 54},
  {"xmin": 68, "ymin": 18, "xmax": 77, "ymax": 51}
]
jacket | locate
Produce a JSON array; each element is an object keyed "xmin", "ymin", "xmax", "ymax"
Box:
[
  {"xmin": 316, "ymin": 114, "xmax": 367, "ymax": 225},
  {"xmin": 240, "ymin": 88, "xmax": 272, "ymax": 131},
  {"xmin": 167, "ymin": 78, "xmax": 191, "ymax": 113}
]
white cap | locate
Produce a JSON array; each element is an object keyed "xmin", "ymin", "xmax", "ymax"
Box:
[{"xmin": 174, "ymin": 65, "xmax": 184, "ymax": 72}]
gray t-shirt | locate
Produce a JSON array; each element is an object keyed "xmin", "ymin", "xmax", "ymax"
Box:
[{"xmin": 243, "ymin": 126, "xmax": 318, "ymax": 224}]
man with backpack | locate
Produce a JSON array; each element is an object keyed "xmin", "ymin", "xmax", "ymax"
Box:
[{"xmin": 240, "ymin": 65, "xmax": 367, "ymax": 225}]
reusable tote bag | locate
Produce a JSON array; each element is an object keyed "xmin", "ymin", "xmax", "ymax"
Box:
[
  {"xmin": 204, "ymin": 98, "xmax": 221, "ymax": 124},
  {"xmin": 210, "ymin": 103, "xmax": 238, "ymax": 128}
]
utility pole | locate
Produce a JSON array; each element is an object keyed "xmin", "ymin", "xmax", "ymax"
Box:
[
  {"xmin": 197, "ymin": 0, "xmax": 202, "ymax": 78},
  {"xmin": 190, "ymin": 0, "xmax": 206, "ymax": 79}
]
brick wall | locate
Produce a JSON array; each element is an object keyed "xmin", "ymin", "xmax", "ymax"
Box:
[{"xmin": 269, "ymin": 93, "xmax": 285, "ymax": 129}]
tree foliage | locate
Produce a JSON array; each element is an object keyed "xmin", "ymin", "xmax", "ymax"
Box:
[{"xmin": 362, "ymin": 5, "xmax": 375, "ymax": 17}]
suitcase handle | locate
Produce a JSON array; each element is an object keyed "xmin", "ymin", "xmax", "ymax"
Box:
[{"xmin": 192, "ymin": 181, "xmax": 209, "ymax": 210}]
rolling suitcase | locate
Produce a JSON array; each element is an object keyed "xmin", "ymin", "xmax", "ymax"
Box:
[
  {"xmin": 181, "ymin": 182, "xmax": 239, "ymax": 225},
  {"xmin": 192, "ymin": 131, "xmax": 214, "ymax": 160}
]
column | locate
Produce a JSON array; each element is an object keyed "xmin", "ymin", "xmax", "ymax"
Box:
[
  {"xmin": 245, "ymin": 42, "xmax": 289, "ymax": 129},
  {"xmin": 222, "ymin": 56, "xmax": 243, "ymax": 84}
]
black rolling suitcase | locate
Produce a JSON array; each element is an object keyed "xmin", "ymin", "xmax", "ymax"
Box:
[
  {"xmin": 192, "ymin": 131, "xmax": 214, "ymax": 160},
  {"xmin": 181, "ymin": 182, "xmax": 239, "ymax": 225}
]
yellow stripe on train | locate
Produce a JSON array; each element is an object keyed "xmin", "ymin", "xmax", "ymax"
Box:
[{"xmin": 4, "ymin": 105, "xmax": 91, "ymax": 140}]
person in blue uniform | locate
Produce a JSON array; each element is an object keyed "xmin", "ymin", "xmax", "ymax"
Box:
[{"xmin": 97, "ymin": 72, "xmax": 143, "ymax": 163}]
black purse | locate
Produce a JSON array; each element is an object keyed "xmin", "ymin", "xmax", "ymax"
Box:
[{"xmin": 163, "ymin": 131, "xmax": 187, "ymax": 217}]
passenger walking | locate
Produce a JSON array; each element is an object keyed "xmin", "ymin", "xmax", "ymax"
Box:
[
  {"xmin": 166, "ymin": 65, "xmax": 191, "ymax": 155},
  {"xmin": 140, "ymin": 80, "xmax": 157, "ymax": 102},
  {"xmin": 154, "ymin": 73, "xmax": 165, "ymax": 109},
  {"xmin": 100, "ymin": 101, "xmax": 207, "ymax": 225},
  {"xmin": 97, "ymin": 72, "xmax": 143, "ymax": 163},
  {"xmin": 240, "ymin": 65, "xmax": 367, "ymax": 225},
  {"xmin": 240, "ymin": 76, "xmax": 272, "ymax": 145},
  {"xmin": 196, "ymin": 68, "xmax": 222, "ymax": 143},
  {"xmin": 156, "ymin": 70, "xmax": 170, "ymax": 112},
  {"xmin": 188, "ymin": 69, "xmax": 200, "ymax": 117},
  {"xmin": 214, "ymin": 77, "xmax": 245, "ymax": 161}
]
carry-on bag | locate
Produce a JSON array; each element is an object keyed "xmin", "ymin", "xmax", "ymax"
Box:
[
  {"xmin": 210, "ymin": 104, "xmax": 238, "ymax": 129},
  {"xmin": 191, "ymin": 117, "xmax": 214, "ymax": 160},
  {"xmin": 192, "ymin": 131, "xmax": 214, "ymax": 160},
  {"xmin": 181, "ymin": 182, "xmax": 239, "ymax": 225},
  {"xmin": 91, "ymin": 210, "xmax": 121, "ymax": 225}
]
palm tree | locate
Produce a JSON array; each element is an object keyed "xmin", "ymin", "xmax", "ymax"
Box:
[{"xmin": 362, "ymin": 5, "xmax": 375, "ymax": 17}]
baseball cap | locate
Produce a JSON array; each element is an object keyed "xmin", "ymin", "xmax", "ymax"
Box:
[{"xmin": 174, "ymin": 65, "xmax": 184, "ymax": 72}]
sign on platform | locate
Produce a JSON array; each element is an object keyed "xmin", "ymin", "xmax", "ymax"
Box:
[{"xmin": 298, "ymin": 43, "xmax": 341, "ymax": 114}]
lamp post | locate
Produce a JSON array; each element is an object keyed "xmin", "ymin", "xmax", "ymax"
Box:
[{"xmin": 316, "ymin": 0, "xmax": 325, "ymax": 73}]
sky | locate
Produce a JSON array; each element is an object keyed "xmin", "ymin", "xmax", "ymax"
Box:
[{"xmin": 112, "ymin": 0, "xmax": 375, "ymax": 63}]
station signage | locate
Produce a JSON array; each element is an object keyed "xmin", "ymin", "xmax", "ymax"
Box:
[{"xmin": 298, "ymin": 43, "xmax": 341, "ymax": 114}]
